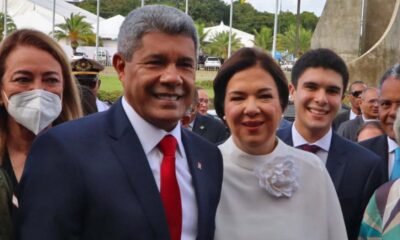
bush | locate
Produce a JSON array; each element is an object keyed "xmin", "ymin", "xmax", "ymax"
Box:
[
  {"xmin": 98, "ymin": 90, "xmax": 123, "ymax": 103},
  {"xmin": 196, "ymin": 80, "xmax": 213, "ymax": 89}
]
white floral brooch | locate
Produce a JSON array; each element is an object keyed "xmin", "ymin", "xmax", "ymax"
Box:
[{"xmin": 254, "ymin": 156, "xmax": 299, "ymax": 198}]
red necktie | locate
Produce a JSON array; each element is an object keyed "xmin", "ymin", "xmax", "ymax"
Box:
[
  {"xmin": 159, "ymin": 135, "xmax": 182, "ymax": 240},
  {"xmin": 298, "ymin": 144, "xmax": 321, "ymax": 154}
]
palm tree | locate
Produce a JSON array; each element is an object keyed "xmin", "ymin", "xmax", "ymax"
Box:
[
  {"xmin": 277, "ymin": 24, "xmax": 312, "ymax": 56},
  {"xmin": 0, "ymin": 13, "xmax": 17, "ymax": 41},
  {"xmin": 195, "ymin": 22, "xmax": 209, "ymax": 50},
  {"xmin": 204, "ymin": 31, "xmax": 243, "ymax": 60},
  {"xmin": 53, "ymin": 13, "xmax": 96, "ymax": 54},
  {"xmin": 253, "ymin": 27, "xmax": 272, "ymax": 51}
]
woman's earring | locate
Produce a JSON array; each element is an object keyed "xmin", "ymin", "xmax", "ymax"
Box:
[{"xmin": 223, "ymin": 115, "xmax": 226, "ymax": 120}]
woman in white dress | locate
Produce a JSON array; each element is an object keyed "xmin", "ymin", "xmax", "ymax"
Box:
[{"xmin": 213, "ymin": 48, "xmax": 347, "ymax": 240}]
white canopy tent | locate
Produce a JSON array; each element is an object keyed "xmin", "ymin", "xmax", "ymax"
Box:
[
  {"xmin": 2, "ymin": 0, "xmax": 104, "ymax": 35},
  {"xmin": 204, "ymin": 21, "xmax": 254, "ymax": 48},
  {"xmin": 94, "ymin": 14, "xmax": 125, "ymax": 40}
]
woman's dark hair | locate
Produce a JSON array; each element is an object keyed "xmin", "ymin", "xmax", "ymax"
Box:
[{"xmin": 213, "ymin": 47, "xmax": 289, "ymax": 120}]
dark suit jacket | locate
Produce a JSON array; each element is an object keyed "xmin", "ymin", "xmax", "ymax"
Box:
[
  {"xmin": 17, "ymin": 100, "xmax": 223, "ymax": 240},
  {"xmin": 337, "ymin": 115, "xmax": 364, "ymax": 141},
  {"xmin": 360, "ymin": 135, "xmax": 389, "ymax": 181},
  {"xmin": 192, "ymin": 113, "xmax": 229, "ymax": 144},
  {"xmin": 333, "ymin": 109, "xmax": 350, "ymax": 130},
  {"xmin": 277, "ymin": 126, "xmax": 385, "ymax": 240}
]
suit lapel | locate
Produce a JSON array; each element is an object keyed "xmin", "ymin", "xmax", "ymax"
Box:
[
  {"xmin": 181, "ymin": 129, "xmax": 208, "ymax": 239},
  {"xmin": 326, "ymin": 133, "xmax": 347, "ymax": 190},
  {"xmin": 276, "ymin": 125, "xmax": 294, "ymax": 145},
  {"xmin": 107, "ymin": 101, "xmax": 169, "ymax": 239},
  {"xmin": 193, "ymin": 114, "xmax": 207, "ymax": 136}
]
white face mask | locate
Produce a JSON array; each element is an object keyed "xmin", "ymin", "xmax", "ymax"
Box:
[{"xmin": 3, "ymin": 89, "xmax": 62, "ymax": 135}]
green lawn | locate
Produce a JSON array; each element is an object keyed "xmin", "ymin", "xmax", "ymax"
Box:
[{"xmin": 99, "ymin": 67, "xmax": 218, "ymax": 98}]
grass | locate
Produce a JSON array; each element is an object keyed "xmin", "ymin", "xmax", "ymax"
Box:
[{"xmin": 99, "ymin": 67, "xmax": 218, "ymax": 98}]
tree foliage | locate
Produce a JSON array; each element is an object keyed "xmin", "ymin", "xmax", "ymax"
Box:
[
  {"xmin": 204, "ymin": 31, "xmax": 243, "ymax": 60},
  {"xmin": 277, "ymin": 24, "xmax": 312, "ymax": 56},
  {"xmin": 53, "ymin": 13, "xmax": 97, "ymax": 54},
  {"xmin": 253, "ymin": 27, "xmax": 272, "ymax": 52},
  {"xmin": 0, "ymin": 13, "xmax": 17, "ymax": 41},
  {"xmin": 74, "ymin": 0, "xmax": 318, "ymax": 35},
  {"xmin": 73, "ymin": 0, "xmax": 319, "ymax": 58}
]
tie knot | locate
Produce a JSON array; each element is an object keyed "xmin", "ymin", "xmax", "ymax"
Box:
[
  {"xmin": 298, "ymin": 144, "xmax": 320, "ymax": 154},
  {"xmin": 159, "ymin": 135, "xmax": 177, "ymax": 157}
]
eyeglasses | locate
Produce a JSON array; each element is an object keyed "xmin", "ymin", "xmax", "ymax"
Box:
[{"xmin": 351, "ymin": 91, "xmax": 362, "ymax": 98}]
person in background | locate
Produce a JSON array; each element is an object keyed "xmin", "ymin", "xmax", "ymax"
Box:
[
  {"xmin": 359, "ymin": 108, "xmax": 400, "ymax": 240},
  {"xmin": 182, "ymin": 89, "xmax": 229, "ymax": 144},
  {"xmin": 357, "ymin": 121, "xmax": 385, "ymax": 142},
  {"xmin": 360, "ymin": 64, "xmax": 400, "ymax": 181},
  {"xmin": 276, "ymin": 48, "xmax": 385, "ymax": 240},
  {"xmin": 197, "ymin": 87, "xmax": 209, "ymax": 115},
  {"xmin": 214, "ymin": 47, "xmax": 346, "ymax": 240},
  {"xmin": 337, "ymin": 87, "xmax": 379, "ymax": 141},
  {"xmin": 71, "ymin": 58, "xmax": 111, "ymax": 112},
  {"xmin": 333, "ymin": 80, "xmax": 367, "ymax": 129},
  {"xmin": 0, "ymin": 29, "xmax": 82, "ymax": 218},
  {"xmin": 17, "ymin": 5, "xmax": 223, "ymax": 240},
  {"xmin": 78, "ymin": 85, "xmax": 98, "ymax": 115}
]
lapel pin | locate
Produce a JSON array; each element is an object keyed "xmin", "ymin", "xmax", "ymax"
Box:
[
  {"xmin": 197, "ymin": 161, "xmax": 202, "ymax": 170},
  {"xmin": 200, "ymin": 125, "xmax": 205, "ymax": 130}
]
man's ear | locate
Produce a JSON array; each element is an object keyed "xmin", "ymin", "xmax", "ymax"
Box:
[
  {"xmin": 288, "ymin": 84, "xmax": 296, "ymax": 101},
  {"xmin": 356, "ymin": 97, "xmax": 363, "ymax": 106},
  {"xmin": 113, "ymin": 53, "xmax": 126, "ymax": 82}
]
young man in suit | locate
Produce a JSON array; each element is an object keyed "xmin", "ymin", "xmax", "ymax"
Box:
[
  {"xmin": 17, "ymin": 5, "xmax": 223, "ymax": 240},
  {"xmin": 277, "ymin": 48, "xmax": 385, "ymax": 240},
  {"xmin": 360, "ymin": 64, "xmax": 400, "ymax": 181}
]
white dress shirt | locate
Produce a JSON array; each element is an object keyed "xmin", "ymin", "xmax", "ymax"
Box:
[
  {"xmin": 291, "ymin": 124, "xmax": 332, "ymax": 164},
  {"xmin": 96, "ymin": 98, "xmax": 110, "ymax": 112},
  {"xmin": 122, "ymin": 97, "xmax": 197, "ymax": 240},
  {"xmin": 387, "ymin": 137, "xmax": 400, "ymax": 177},
  {"xmin": 349, "ymin": 110, "xmax": 358, "ymax": 120}
]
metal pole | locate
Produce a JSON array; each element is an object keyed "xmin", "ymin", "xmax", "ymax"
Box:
[
  {"xmin": 96, "ymin": 0, "xmax": 100, "ymax": 60},
  {"xmin": 185, "ymin": 0, "xmax": 188, "ymax": 14},
  {"xmin": 141, "ymin": 0, "xmax": 144, "ymax": 7},
  {"xmin": 52, "ymin": 0, "xmax": 56, "ymax": 38},
  {"xmin": 3, "ymin": 0, "xmax": 7, "ymax": 37},
  {"xmin": 295, "ymin": 0, "xmax": 301, "ymax": 57},
  {"xmin": 272, "ymin": 0, "xmax": 279, "ymax": 59},
  {"xmin": 228, "ymin": 0, "xmax": 233, "ymax": 58}
]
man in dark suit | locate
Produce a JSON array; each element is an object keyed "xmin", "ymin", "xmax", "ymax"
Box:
[
  {"xmin": 333, "ymin": 80, "xmax": 367, "ymax": 130},
  {"xmin": 181, "ymin": 89, "xmax": 229, "ymax": 144},
  {"xmin": 360, "ymin": 64, "xmax": 400, "ymax": 181},
  {"xmin": 337, "ymin": 87, "xmax": 379, "ymax": 141},
  {"xmin": 192, "ymin": 113, "xmax": 229, "ymax": 144},
  {"xmin": 17, "ymin": 5, "xmax": 223, "ymax": 240},
  {"xmin": 277, "ymin": 48, "xmax": 385, "ymax": 240}
]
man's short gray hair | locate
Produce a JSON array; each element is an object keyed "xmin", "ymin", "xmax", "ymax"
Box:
[{"xmin": 117, "ymin": 5, "xmax": 199, "ymax": 61}]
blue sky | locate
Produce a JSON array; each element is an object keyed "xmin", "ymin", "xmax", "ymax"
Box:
[{"xmin": 222, "ymin": 0, "xmax": 327, "ymax": 16}]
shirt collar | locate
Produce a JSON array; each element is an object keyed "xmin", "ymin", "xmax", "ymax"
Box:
[
  {"xmin": 121, "ymin": 97, "xmax": 184, "ymax": 156},
  {"xmin": 292, "ymin": 123, "xmax": 332, "ymax": 152},
  {"xmin": 387, "ymin": 136, "xmax": 399, "ymax": 153}
]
